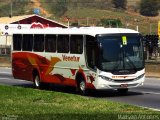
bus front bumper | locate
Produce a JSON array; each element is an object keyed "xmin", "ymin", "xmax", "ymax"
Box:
[{"xmin": 94, "ymin": 76, "xmax": 145, "ymax": 90}]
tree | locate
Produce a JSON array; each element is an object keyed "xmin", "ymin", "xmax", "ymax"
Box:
[
  {"xmin": 140, "ymin": 0, "xmax": 159, "ymax": 17},
  {"xmin": 112, "ymin": 0, "xmax": 127, "ymax": 9},
  {"xmin": 53, "ymin": 0, "xmax": 68, "ymax": 17}
]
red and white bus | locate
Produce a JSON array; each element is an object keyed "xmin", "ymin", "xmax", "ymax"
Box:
[{"xmin": 11, "ymin": 27, "xmax": 145, "ymax": 95}]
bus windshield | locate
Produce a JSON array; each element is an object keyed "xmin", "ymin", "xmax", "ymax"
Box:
[{"xmin": 98, "ymin": 34, "xmax": 144, "ymax": 74}]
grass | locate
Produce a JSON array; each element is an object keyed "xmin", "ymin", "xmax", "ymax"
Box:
[
  {"xmin": 47, "ymin": 6, "xmax": 159, "ymax": 35},
  {"xmin": 0, "ymin": 0, "xmax": 32, "ymax": 17},
  {"xmin": 40, "ymin": 0, "xmax": 158, "ymax": 34},
  {"xmin": 0, "ymin": 85, "xmax": 159, "ymax": 120}
]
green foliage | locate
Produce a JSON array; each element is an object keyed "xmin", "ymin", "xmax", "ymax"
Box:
[
  {"xmin": 71, "ymin": 22, "xmax": 79, "ymax": 27},
  {"xmin": 98, "ymin": 19, "xmax": 122, "ymax": 27},
  {"xmin": 40, "ymin": 0, "xmax": 68, "ymax": 17},
  {"xmin": 112, "ymin": 0, "xmax": 127, "ymax": 9},
  {"xmin": 0, "ymin": 0, "xmax": 32, "ymax": 17},
  {"xmin": 12, "ymin": 1, "xmax": 32, "ymax": 16},
  {"xmin": 140, "ymin": 0, "xmax": 159, "ymax": 17},
  {"xmin": 0, "ymin": 85, "xmax": 156, "ymax": 120},
  {"xmin": 0, "ymin": 3, "xmax": 10, "ymax": 17},
  {"xmin": 53, "ymin": 0, "xmax": 68, "ymax": 17}
]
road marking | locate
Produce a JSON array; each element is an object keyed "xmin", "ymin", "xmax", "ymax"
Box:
[
  {"xmin": 132, "ymin": 90, "xmax": 160, "ymax": 95},
  {"xmin": 18, "ymin": 79, "xmax": 30, "ymax": 82},
  {"xmin": 0, "ymin": 72, "xmax": 12, "ymax": 75},
  {"xmin": 141, "ymin": 106, "xmax": 160, "ymax": 111},
  {"xmin": 0, "ymin": 78, "xmax": 31, "ymax": 82},
  {"xmin": 0, "ymin": 78, "xmax": 11, "ymax": 80},
  {"xmin": 141, "ymin": 91, "xmax": 160, "ymax": 95},
  {"xmin": 146, "ymin": 78, "xmax": 160, "ymax": 80}
]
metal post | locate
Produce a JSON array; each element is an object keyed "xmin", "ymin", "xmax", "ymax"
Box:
[
  {"xmin": 5, "ymin": 35, "xmax": 7, "ymax": 55},
  {"xmin": 68, "ymin": 20, "xmax": 70, "ymax": 27},
  {"xmin": 134, "ymin": 19, "xmax": 139, "ymax": 32},
  {"xmin": 136, "ymin": 25, "xmax": 139, "ymax": 32},
  {"xmin": 10, "ymin": 2, "xmax": 12, "ymax": 17},
  {"xmin": 150, "ymin": 22, "xmax": 152, "ymax": 34},
  {"xmin": 87, "ymin": 17, "xmax": 89, "ymax": 26}
]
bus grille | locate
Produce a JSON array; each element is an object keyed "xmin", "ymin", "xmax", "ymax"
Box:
[
  {"xmin": 109, "ymin": 83, "xmax": 139, "ymax": 88},
  {"xmin": 113, "ymin": 79, "xmax": 135, "ymax": 83}
]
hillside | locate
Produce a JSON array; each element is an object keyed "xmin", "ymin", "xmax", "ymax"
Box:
[{"xmin": 0, "ymin": 0, "xmax": 159, "ymax": 34}]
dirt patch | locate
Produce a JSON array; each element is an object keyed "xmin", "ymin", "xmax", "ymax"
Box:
[
  {"xmin": 0, "ymin": 57, "xmax": 11, "ymax": 67},
  {"xmin": 145, "ymin": 62, "xmax": 160, "ymax": 78},
  {"xmin": 31, "ymin": 0, "xmax": 52, "ymax": 17}
]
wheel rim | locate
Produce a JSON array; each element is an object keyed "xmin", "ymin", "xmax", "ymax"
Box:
[
  {"xmin": 35, "ymin": 76, "xmax": 40, "ymax": 87},
  {"xmin": 80, "ymin": 81, "xmax": 85, "ymax": 91}
]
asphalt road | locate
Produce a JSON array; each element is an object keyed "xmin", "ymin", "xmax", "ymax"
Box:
[{"xmin": 0, "ymin": 67, "xmax": 160, "ymax": 111}]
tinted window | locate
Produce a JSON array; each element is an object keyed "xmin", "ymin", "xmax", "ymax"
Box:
[
  {"xmin": 98, "ymin": 35, "xmax": 144, "ymax": 71},
  {"xmin": 34, "ymin": 34, "xmax": 44, "ymax": 52},
  {"xmin": 57, "ymin": 35, "xmax": 69, "ymax": 53},
  {"xmin": 70, "ymin": 35, "xmax": 83, "ymax": 54},
  {"xmin": 45, "ymin": 35, "xmax": 56, "ymax": 52},
  {"xmin": 22, "ymin": 34, "xmax": 33, "ymax": 51},
  {"xmin": 13, "ymin": 34, "xmax": 22, "ymax": 51},
  {"xmin": 86, "ymin": 35, "xmax": 97, "ymax": 69}
]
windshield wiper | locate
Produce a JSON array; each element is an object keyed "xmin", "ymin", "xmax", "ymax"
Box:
[
  {"xmin": 125, "ymin": 55, "xmax": 137, "ymax": 72},
  {"xmin": 112, "ymin": 49, "xmax": 123, "ymax": 73}
]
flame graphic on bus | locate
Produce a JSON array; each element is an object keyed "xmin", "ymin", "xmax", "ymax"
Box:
[{"xmin": 12, "ymin": 52, "xmax": 95, "ymax": 89}]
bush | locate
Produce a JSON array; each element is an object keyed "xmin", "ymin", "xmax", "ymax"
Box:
[
  {"xmin": 140, "ymin": 0, "xmax": 159, "ymax": 17},
  {"xmin": 98, "ymin": 19, "xmax": 122, "ymax": 28}
]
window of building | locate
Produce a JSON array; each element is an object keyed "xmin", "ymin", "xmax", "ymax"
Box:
[
  {"xmin": 70, "ymin": 35, "xmax": 83, "ymax": 54},
  {"xmin": 57, "ymin": 35, "xmax": 69, "ymax": 53},
  {"xmin": 13, "ymin": 34, "xmax": 22, "ymax": 51},
  {"xmin": 22, "ymin": 34, "xmax": 33, "ymax": 51},
  {"xmin": 45, "ymin": 35, "xmax": 56, "ymax": 52},
  {"xmin": 34, "ymin": 34, "xmax": 44, "ymax": 52}
]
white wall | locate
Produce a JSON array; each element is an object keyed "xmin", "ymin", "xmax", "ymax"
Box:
[{"xmin": 0, "ymin": 35, "xmax": 11, "ymax": 45}]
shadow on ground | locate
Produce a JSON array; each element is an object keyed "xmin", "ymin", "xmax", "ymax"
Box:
[{"xmin": 13, "ymin": 83, "xmax": 143, "ymax": 98}]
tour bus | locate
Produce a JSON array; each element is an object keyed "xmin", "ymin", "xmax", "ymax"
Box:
[{"xmin": 11, "ymin": 27, "xmax": 145, "ymax": 95}]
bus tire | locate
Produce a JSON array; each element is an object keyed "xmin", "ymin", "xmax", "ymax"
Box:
[
  {"xmin": 77, "ymin": 77, "xmax": 87, "ymax": 95},
  {"xmin": 33, "ymin": 74, "xmax": 42, "ymax": 89},
  {"xmin": 117, "ymin": 88, "xmax": 128, "ymax": 94}
]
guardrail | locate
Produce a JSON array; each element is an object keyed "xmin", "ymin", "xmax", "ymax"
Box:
[{"xmin": 0, "ymin": 45, "xmax": 11, "ymax": 55}]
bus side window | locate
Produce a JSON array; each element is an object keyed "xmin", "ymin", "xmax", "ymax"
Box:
[
  {"xmin": 22, "ymin": 34, "xmax": 33, "ymax": 51},
  {"xmin": 86, "ymin": 35, "xmax": 96, "ymax": 70},
  {"xmin": 57, "ymin": 35, "xmax": 69, "ymax": 53},
  {"xmin": 70, "ymin": 35, "xmax": 83, "ymax": 54},
  {"xmin": 13, "ymin": 34, "xmax": 22, "ymax": 51},
  {"xmin": 45, "ymin": 35, "xmax": 56, "ymax": 52},
  {"xmin": 34, "ymin": 34, "xmax": 44, "ymax": 52}
]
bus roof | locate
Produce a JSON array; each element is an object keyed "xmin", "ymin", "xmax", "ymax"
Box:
[{"xmin": 8, "ymin": 27, "xmax": 139, "ymax": 36}]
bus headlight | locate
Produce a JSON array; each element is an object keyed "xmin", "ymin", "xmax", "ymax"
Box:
[
  {"xmin": 99, "ymin": 75, "xmax": 112, "ymax": 81},
  {"xmin": 135, "ymin": 74, "xmax": 145, "ymax": 80}
]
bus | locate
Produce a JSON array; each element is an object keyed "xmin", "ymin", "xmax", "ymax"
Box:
[{"xmin": 12, "ymin": 27, "xmax": 145, "ymax": 95}]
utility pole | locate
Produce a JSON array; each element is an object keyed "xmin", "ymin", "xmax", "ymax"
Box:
[
  {"xmin": 134, "ymin": 19, "xmax": 139, "ymax": 32},
  {"xmin": 87, "ymin": 17, "xmax": 89, "ymax": 26},
  {"xmin": 10, "ymin": 2, "xmax": 13, "ymax": 17},
  {"xmin": 149, "ymin": 20, "xmax": 152, "ymax": 34}
]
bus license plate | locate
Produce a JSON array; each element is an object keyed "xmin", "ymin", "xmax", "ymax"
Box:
[{"xmin": 120, "ymin": 84, "xmax": 128, "ymax": 88}]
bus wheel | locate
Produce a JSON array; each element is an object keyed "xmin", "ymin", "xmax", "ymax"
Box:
[
  {"xmin": 117, "ymin": 88, "xmax": 128, "ymax": 94},
  {"xmin": 34, "ymin": 75, "xmax": 41, "ymax": 89},
  {"xmin": 77, "ymin": 78, "xmax": 87, "ymax": 95}
]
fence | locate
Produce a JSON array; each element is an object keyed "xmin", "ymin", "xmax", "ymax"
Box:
[
  {"xmin": 143, "ymin": 35, "xmax": 160, "ymax": 61},
  {"xmin": 0, "ymin": 45, "xmax": 11, "ymax": 55}
]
